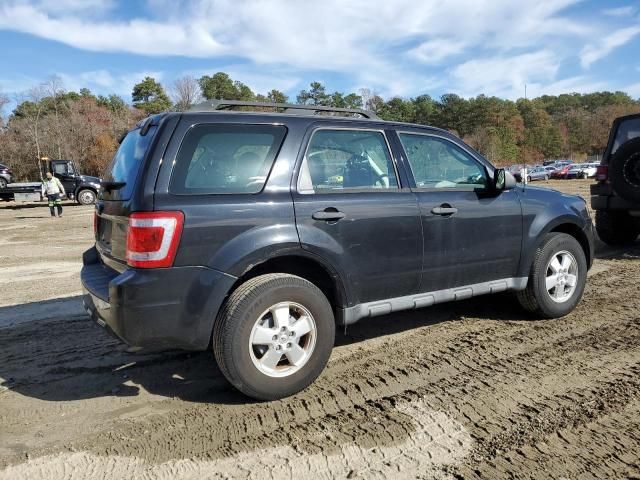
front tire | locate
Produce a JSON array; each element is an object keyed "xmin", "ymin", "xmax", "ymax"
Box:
[
  {"xmin": 77, "ymin": 189, "xmax": 96, "ymax": 205},
  {"xmin": 517, "ymin": 233, "xmax": 587, "ymax": 318},
  {"xmin": 0, "ymin": 177, "xmax": 7, "ymax": 188},
  {"xmin": 213, "ymin": 273, "xmax": 335, "ymax": 400},
  {"xmin": 595, "ymin": 210, "xmax": 640, "ymax": 245}
]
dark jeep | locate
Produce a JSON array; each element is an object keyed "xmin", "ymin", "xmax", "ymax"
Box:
[
  {"xmin": 82, "ymin": 101, "xmax": 594, "ymax": 400},
  {"xmin": 591, "ymin": 113, "xmax": 640, "ymax": 245}
]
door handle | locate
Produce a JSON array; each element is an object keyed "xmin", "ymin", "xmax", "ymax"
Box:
[
  {"xmin": 312, "ymin": 209, "xmax": 346, "ymax": 221},
  {"xmin": 431, "ymin": 205, "xmax": 458, "ymax": 216}
]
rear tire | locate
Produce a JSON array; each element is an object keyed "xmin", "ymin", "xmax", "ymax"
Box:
[
  {"xmin": 609, "ymin": 138, "xmax": 640, "ymax": 202},
  {"xmin": 0, "ymin": 178, "xmax": 6, "ymax": 188},
  {"xmin": 213, "ymin": 273, "xmax": 335, "ymax": 401},
  {"xmin": 595, "ymin": 210, "xmax": 640, "ymax": 245},
  {"xmin": 517, "ymin": 233, "xmax": 587, "ymax": 318}
]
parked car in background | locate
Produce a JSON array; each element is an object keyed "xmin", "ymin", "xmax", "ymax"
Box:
[
  {"xmin": 565, "ymin": 164, "xmax": 587, "ymax": 179},
  {"xmin": 551, "ymin": 164, "xmax": 573, "ymax": 179},
  {"xmin": 0, "ymin": 163, "xmax": 14, "ymax": 188},
  {"xmin": 581, "ymin": 163, "xmax": 598, "ymax": 178},
  {"xmin": 524, "ymin": 166, "xmax": 550, "ymax": 182},
  {"xmin": 508, "ymin": 164, "xmax": 523, "ymax": 182},
  {"xmin": 544, "ymin": 166, "xmax": 557, "ymax": 174}
]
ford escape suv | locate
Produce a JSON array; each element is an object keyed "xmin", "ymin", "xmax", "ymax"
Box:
[{"xmin": 82, "ymin": 100, "xmax": 594, "ymax": 400}]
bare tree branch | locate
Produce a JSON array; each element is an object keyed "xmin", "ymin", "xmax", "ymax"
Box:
[{"xmin": 172, "ymin": 75, "xmax": 202, "ymax": 112}]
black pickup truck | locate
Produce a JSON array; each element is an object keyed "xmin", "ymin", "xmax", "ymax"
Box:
[{"xmin": 0, "ymin": 159, "xmax": 100, "ymax": 204}]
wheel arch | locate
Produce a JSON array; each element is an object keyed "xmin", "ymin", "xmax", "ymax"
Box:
[
  {"xmin": 229, "ymin": 254, "xmax": 349, "ymax": 315},
  {"xmin": 548, "ymin": 222, "xmax": 592, "ymax": 268},
  {"xmin": 519, "ymin": 216, "xmax": 593, "ymax": 278}
]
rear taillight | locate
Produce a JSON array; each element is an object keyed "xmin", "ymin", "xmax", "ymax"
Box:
[
  {"xmin": 126, "ymin": 211, "xmax": 184, "ymax": 268},
  {"xmin": 596, "ymin": 165, "xmax": 608, "ymax": 181}
]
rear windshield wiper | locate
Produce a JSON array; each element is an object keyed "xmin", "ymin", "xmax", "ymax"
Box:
[{"xmin": 100, "ymin": 180, "xmax": 126, "ymax": 192}]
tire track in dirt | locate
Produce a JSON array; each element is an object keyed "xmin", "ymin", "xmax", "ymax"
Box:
[
  {"xmin": 0, "ymin": 397, "xmax": 472, "ymax": 480},
  {"xmin": 1, "ymin": 252, "xmax": 639, "ymax": 478}
]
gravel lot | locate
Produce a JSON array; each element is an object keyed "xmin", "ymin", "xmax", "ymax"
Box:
[{"xmin": 1, "ymin": 180, "xmax": 639, "ymax": 479}]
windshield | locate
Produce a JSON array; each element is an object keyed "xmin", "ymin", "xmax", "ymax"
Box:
[{"xmin": 103, "ymin": 126, "xmax": 157, "ymax": 200}]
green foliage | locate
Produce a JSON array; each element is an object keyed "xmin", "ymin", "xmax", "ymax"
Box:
[
  {"xmin": 297, "ymin": 82, "xmax": 330, "ymax": 105},
  {"xmin": 266, "ymin": 89, "xmax": 288, "ymax": 103},
  {"xmin": 198, "ymin": 72, "xmax": 256, "ymax": 101},
  {"xmin": 97, "ymin": 94, "xmax": 128, "ymax": 114},
  {"xmin": 131, "ymin": 76, "xmax": 171, "ymax": 114},
  {"xmin": 6, "ymin": 70, "xmax": 640, "ymax": 170}
]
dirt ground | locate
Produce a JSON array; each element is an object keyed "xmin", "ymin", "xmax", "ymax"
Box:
[{"xmin": 1, "ymin": 180, "xmax": 639, "ymax": 479}]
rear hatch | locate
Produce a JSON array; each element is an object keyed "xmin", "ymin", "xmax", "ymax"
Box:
[{"xmin": 95, "ymin": 124, "xmax": 158, "ymax": 271}]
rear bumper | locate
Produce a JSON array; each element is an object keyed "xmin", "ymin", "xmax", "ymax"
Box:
[
  {"xmin": 81, "ymin": 247, "xmax": 237, "ymax": 351},
  {"xmin": 590, "ymin": 183, "xmax": 640, "ymax": 211}
]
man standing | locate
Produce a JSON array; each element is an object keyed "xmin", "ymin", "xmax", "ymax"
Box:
[{"xmin": 42, "ymin": 172, "xmax": 65, "ymax": 217}]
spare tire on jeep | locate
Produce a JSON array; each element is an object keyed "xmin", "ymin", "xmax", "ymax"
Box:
[{"xmin": 609, "ymin": 137, "xmax": 640, "ymax": 202}]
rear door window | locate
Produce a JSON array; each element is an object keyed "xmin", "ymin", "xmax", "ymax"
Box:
[
  {"xmin": 170, "ymin": 124, "xmax": 287, "ymax": 195},
  {"xmin": 104, "ymin": 126, "xmax": 157, "ymax": 200},
  {"xmin": 299, "ymin": 129, "xmax": 398, "ymax": 192}
]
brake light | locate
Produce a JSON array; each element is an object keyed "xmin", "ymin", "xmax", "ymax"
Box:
[
  {"xmin": 596, "ymin": 165, "xmax": 608, "ymax": 181},
  {"xmin": 126, "ymin": 211, "xmax": 184, "ymax": 268}
]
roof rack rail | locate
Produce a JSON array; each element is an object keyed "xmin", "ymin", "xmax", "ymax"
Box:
[{"xmin": 189, "ymin": 99, "xmax": 379, "ymax": 119}]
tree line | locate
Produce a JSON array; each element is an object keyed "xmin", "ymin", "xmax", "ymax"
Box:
[{"xmin": 1, "ymin": 72, "xmax": 639, "ymax": 181}]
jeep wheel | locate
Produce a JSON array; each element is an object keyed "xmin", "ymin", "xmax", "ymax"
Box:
[
  {"xmin": 77, "ymin": 189, "xmax": 96, "ymax": 205},
  {"xmin": 213, "ymin": 273, "xmax": 335, "ymax": 400},
  {"xmin": 516, "ymin": 233, "xmax": 587, "ymax": 319},
  {"xmin": 609, "ymin": 137, "xmax": 640, "ymax": 202},
  {"xmin": 595, "ymin": 210, "xmax": 640, "ymax": 245}
]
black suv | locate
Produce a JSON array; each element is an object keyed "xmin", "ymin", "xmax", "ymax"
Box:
[
  {"xmin": 591, "ymin": 113, "xmax": 640, "ymax": 245},
  {"xmin": 82, "ymin": 101, "xmax": 594, "ymax": 400}
]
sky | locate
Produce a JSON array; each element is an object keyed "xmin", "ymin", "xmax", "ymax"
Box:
[{"xmin": 0, "ymin": 0, "xmax": 640, "ymax": 110}]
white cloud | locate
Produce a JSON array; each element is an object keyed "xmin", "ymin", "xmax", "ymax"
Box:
[
  {"xmin": 450, "ymin": 50, "xmax": 560, "ymax": 98},
  {"xmin": 407, "ymin": 39, "xmax": 467, "ymax": 65},
  {"xmin": 1, "ymin": 0, "xmax": 639, "ymax": 100},
  {"xmin": 603, "ymin": 6, "xmax": 637, "ymax": 17},
  {"xmin": 0, "ymin": 0, "xmax": 584, "ymax": 66},
  {"xmin": 524, "ymin": 75, "xmax": 608, "ymax": 98},
  {"xmin": 580, "ymin": 26, "xmax": 640, "ymax": 68}
]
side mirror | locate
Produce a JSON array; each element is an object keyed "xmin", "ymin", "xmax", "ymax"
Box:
[{"xmin": 494, "ymin": 168, "xmax": 516, "ymax": 191}]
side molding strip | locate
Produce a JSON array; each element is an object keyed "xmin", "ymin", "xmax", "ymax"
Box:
[{"xmin": 338, "ymin": 277, "xmax": 528, "ymax": 325}]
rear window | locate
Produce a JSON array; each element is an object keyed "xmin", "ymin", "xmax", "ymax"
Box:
[
  {"xmin": 612, "ymin": 117, "xmax": 640, "ymax": 155},
  {"xmin": 170, "ymin": 124, "xmax": 287, "ymax": 195},
  {"xmin": 104, "ymin": 126, "xmax": 157, "ymax": 200}
]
